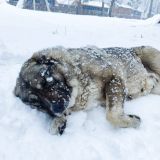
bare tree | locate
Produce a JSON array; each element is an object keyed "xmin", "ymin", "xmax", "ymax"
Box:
[
  {"xmin": 148, "ymin": 0, "xmax": 154, "ymax": 17},
  {"xmin": 33, "ymin": 0, "xmax": 36, "ymax": 10},
  {"xmin": 108, "ymin": 0, "xmax": 116, "ymax": 17},
  {"xmin": 44, "ymin": 0, "xmax": 51, "ymax": 11},
  {"xmin": 76, "ymin": 0, "xmax": 81, "ymax": 14},
  {"xmin": 102, "ymin": 0, "xmax": 104, "ymax": 16}
]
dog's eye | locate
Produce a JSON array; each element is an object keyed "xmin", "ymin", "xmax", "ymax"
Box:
[{"xmin": 141, "ymin": 88, "xmax": 144, "ymax": 92}]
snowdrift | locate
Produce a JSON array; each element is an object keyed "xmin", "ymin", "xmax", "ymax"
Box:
[{"xmin": 145, "ymin": 14, "xmax": 160, "ymax": 25}]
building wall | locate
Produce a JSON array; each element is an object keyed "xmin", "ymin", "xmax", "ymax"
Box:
[
  {"xmin": 8, "ymin": 0, "xmax": 141, "ymax": 19},
  {"xmin": 112, "ymin": 6, "xmax": 141, "ymax": 19}
]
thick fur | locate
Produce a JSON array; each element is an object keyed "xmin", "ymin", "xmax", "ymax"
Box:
[{"xmin": 14, "ymin": 46, "xmax": 160, "ymax": 134}]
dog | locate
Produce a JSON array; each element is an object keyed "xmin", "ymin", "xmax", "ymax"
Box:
[{"xmin": 14, "ymin": 46, "xmax": 160, "ymax": 134}]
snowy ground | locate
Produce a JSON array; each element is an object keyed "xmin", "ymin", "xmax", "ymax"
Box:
[{"xmin": 0, "ymin": 2, "xmax": 160, "ymax": 160}]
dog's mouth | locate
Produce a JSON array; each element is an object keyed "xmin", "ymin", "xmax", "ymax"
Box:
[{"xmin": 16, "ymin": 78, "xmax": 72, "ymax": 117}]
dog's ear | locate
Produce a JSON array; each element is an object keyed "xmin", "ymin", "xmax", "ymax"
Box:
[
  {"xmin": 20, "ymin": 56, "xmax": 60, "ymax": 90},
  {"xmin": 20, "ymin": 60, "xmax": 47, "ymax": 89}
]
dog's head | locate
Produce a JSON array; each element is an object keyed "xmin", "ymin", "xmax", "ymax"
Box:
[{"xmin": 14, "ymin": 55, "xmax": 72, "ymax": 117}]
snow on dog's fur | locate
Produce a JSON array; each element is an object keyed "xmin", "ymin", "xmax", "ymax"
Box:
[{"xmin": 14, "ymin": 46, "xmax": 160, "ymax": 134}]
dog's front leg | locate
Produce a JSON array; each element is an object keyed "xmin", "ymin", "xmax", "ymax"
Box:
[
  {"xmin": 106, "ymin": 76, "xmax": 141, "ymax": 128},
  {"xmin": 49, "ymin": 115, "xmax": 67, "ymax": 135}
]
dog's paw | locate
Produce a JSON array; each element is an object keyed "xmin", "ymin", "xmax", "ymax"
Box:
[
  {"xmin": 127, "ymin": 114, "xmax": 141, "ymax": 128},
  {"xmin": 107, "ymin": 112, "xmax": 141, "ymax": 128},
  {"xmin": 49, "ymin": 117, "xmax": 67, "ymax": 135}
]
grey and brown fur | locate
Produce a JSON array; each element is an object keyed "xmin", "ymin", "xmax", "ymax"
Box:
[{"xmin": 14, "ymin": 46, "xmax": 160, "ymax": 134}]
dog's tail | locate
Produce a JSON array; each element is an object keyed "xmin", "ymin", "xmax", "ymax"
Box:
[
  {"xmin": 133, "ymin": 46, "xmax": 160, "ymax": 75},
  {"xmin": 133, "ymin": 46, "xmax": 160, "ymax": 94}
]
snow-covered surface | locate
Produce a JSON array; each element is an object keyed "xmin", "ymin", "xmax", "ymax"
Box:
[
  {"xmin": 56, "ymin": 0, "xmax": 74, "ymax": 5},
  {"xmin": 0, "ymin": 0, "xmax": 5, "ymax": 4},
  {"xmin": 82, "ymin": 1, "xmax": 109, "ymax": 8},
  {"xmin": 144, "ymin": 14, "xmax": 160, "ymax": 25},
  {"xmin": 0, "ymin": 3, "xmax": 160, "ymax": 160},
  {"xmin": 16, "ymin": 0, "xmax": 25, "ymax": 8},
  {"xmin": 116, "ymin": 3, "xmax": 133, "ymax": 9}
]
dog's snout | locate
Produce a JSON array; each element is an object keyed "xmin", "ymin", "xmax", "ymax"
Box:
[{"xmin": 51, "ymin": 102, "xmax": 66, "ymax": 114}]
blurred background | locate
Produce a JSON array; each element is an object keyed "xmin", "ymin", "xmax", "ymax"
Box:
[{"xmin": 7, "ymin": 0, "xmax": 160, "ymax": 20}]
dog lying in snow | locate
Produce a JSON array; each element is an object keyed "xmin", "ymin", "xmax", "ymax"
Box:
[{"xmin": 14, "ymin": 46, "xmax": 160, "ymax": 134}]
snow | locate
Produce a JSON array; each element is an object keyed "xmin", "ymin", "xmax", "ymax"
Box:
[
  {"xmin": 116, "ymin": 3, "xmax": 133, "ymax": 9},
  {"xmin": 56, "ymin": 0, "xmax": 75, "ymax": 5},
  {"xmin": 82, "ymin": 1, "xmax": 109, "ymax": 8},
  {"xmin": 0, "ymin": 2, "xmax": 160, "ymax": 160},
  {"xmin": 0, "ymin": 0, "xmax": 5, "ymax": 4},
  {"xmin": 144, "ymin": 14, "xmax": 160, "ymax": 25},
  {"xmin": 16, "ymin": 0, "xmax": 25, "ymax": 8}
]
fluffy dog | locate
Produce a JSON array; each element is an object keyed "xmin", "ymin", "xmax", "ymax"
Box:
[{"xmin": 14, "ymin": 46, "xmax": 160, "ymax": 134}]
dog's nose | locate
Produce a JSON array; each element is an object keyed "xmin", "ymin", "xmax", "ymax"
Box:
[
  {"xmin": 51, "ymin": 102, "xmax": 66, "ymax": 114},
  {"xmin": 40, "ymin": 96, "xmax": 69, "ymax": 115}
]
